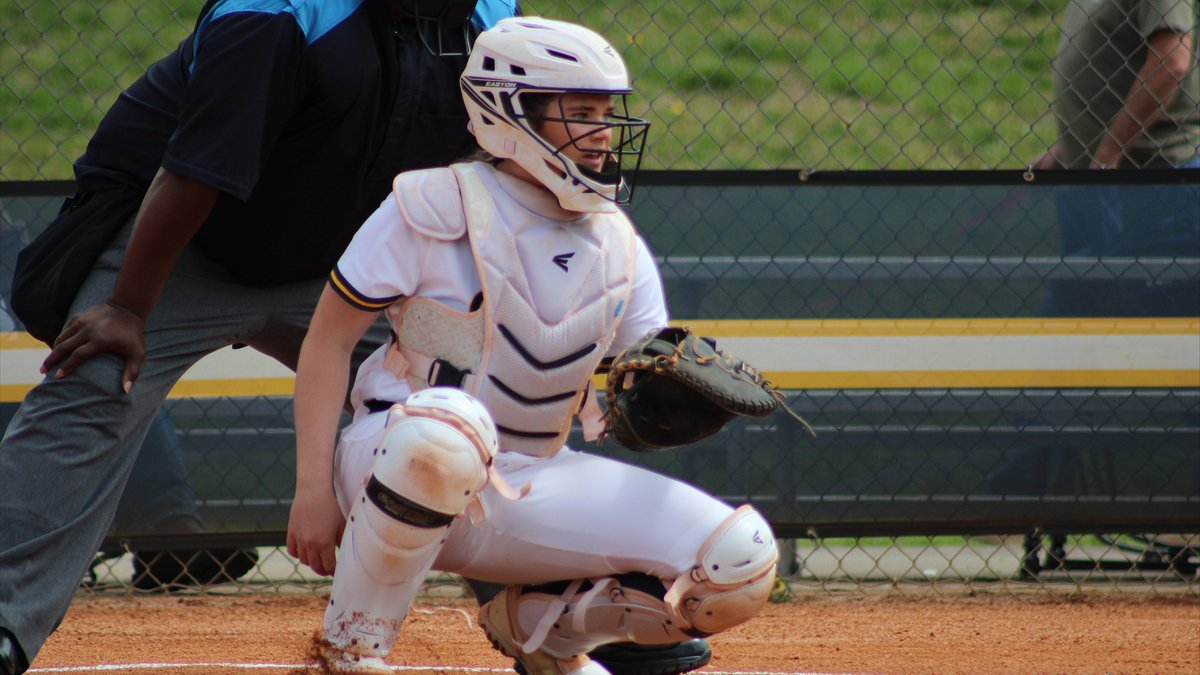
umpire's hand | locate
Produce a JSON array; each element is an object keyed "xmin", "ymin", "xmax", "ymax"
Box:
[{"xmin": 41, "ymin": 301, "xmax": 145, "ymax": 394}]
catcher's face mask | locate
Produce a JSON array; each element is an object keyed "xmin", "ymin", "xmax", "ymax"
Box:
[
  {"xmin": 460, "ymin": 17, "xmax": 651, "ymax": 213},
  {"xmin": 523, "ymin": 93, "xmax": 648, "ymax": 207}
]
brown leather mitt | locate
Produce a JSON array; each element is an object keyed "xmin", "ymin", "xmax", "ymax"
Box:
[{"xmin": 603, "ymin": 326, "xmax": 806, "ymax": 451}]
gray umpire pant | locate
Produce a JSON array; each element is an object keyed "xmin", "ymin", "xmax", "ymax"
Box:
[{"xmin": 0, "ymin": 220, "xmax": 387, "ymax": 662}]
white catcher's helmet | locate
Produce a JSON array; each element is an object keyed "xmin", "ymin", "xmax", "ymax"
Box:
[{"xmin": 460, "ymin": 17, "xmax": 650, "ymax": 213}]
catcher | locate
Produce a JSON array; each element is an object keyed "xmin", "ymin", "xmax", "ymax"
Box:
[{"xmin": 288, "ymin": 17, "xmax": 789, "ymax": 675}]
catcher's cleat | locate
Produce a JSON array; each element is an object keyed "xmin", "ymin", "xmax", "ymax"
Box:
[
  {"xmin": 131, "ymin": 547, "xmax": 259, "ymax": 591},
  {"xmin": 589, "ymin": 641, "xmax": 711, "ymax": 675},
  {"xmin": 465, "ymin": 578, "xmax": 711, "ymax": 675},
  {"xmin": 480, "ymin": 587, "xmax": 610, "ymax": 675},
  {"xmin": 319, "ymin": 644, "xmax": 390, "ymax": 673},
  {"xmin": 516, "ymin": 640, "xmax": 713, "ymax": 675}
]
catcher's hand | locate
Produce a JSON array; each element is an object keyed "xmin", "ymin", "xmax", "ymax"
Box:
[{"xmin": 602, "ymin": 326, "xmax": 812, "ymax": 451}]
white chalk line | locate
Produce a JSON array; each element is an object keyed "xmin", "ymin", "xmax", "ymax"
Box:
[
  {"xmin": 412, "ymin": 605, "xmax": 475, "ymax": 630},
  {"xmin": 31, "ymin": 666, "xmax": 507, "ymax": 673},
  {"xmin": 30, "ymin": 664, "xmax": 828, "ymax": 674}
]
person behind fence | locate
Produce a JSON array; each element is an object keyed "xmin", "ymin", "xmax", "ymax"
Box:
[
  {"xmin": 1001, "ymin": 0, "xmax": 1199, "ymax": 573},
  {"xmin": 286, "ymin": 17, "xmax": 780, "ymax": 675},
  {"xmin": 0, "ymin": 1, "xmax": 523, "ymax": 673},
  {"xmin": 1032, "ymin": 0, "xmax": 1199, "ymax": 316}
]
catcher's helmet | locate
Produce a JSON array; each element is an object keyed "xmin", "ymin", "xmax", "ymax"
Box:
[{"xmin": 460, "ymin": 17, "xmax": 650, "ymax": 213}]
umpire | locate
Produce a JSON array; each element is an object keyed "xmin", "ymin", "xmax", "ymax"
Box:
[{"xmin": 0, "ymin": 2, "xmax": 708, "ymax": 674}]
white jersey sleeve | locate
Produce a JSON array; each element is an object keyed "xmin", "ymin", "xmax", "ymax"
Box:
[
  {"xmin": 609, "ymin": 235, "xmax": 669, "ymax": 355},
  {"xmin": 330, "ymin": 195, "xmax": 430, "ymax": 311}
]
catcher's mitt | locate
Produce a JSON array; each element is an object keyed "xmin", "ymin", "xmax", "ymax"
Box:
[{"xmin": 602, "ymin": 326, "xmax": 812, "ymax": 451}]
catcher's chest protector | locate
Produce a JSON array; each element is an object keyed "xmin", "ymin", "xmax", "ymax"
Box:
[{"xmin": 387, "ymin": 163, "xmax": 637, "ymax": 456}]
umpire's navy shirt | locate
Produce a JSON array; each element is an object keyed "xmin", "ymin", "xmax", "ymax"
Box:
[{"xmin": 74, "ymin": 0, "xmax": 516, "ymax": 285}]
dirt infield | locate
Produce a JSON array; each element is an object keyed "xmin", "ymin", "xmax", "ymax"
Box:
[{"xmin": 29, "ymin": 591, "xmax": 1199, "ymax": 674}]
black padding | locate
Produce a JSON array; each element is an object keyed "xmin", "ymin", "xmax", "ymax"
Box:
[{"xmin": 366, "ymin": 475, "xmax": 454, "ymax": 529}]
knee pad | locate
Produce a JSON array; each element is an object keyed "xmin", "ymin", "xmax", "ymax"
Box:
[
  {"xmin": 349, "ymin": 387, "xmax": 498, "ymax": 582},
  {"xmin": 665, "ymin": 505, "xmax": 778, "ymax": 635},
  {"xmin": 371, "ymin": 387, "xmax": 499, "ymax": 520}
]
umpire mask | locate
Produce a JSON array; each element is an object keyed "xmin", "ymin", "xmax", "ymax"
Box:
[{"xmin": 393, "ymin": 0, "xmax": 479, "ymax": 56}]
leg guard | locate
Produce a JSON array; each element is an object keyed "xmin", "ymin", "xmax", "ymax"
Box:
[
  {"xmin": 482, "ymin": 506, "xmax": 777, "ymax": 668},
  {"xmin": 480, "ymin": 585, "xmax": 612, "ymax": 675},
  {"xmin": 323, "ymin": 389, "xmax": 498, "ymax": 668},
  {"xmin": 664, "ymin": 505, "xmax": 778, "ymax": 634}
]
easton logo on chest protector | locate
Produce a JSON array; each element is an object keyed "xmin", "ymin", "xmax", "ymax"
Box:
[{"xmin": 552, "ymin": 252, "xmax": 575, "ymax": 272}]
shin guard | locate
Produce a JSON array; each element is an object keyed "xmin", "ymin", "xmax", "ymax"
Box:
[
  {"xmin": 490, "ymin": 506, "xmax": 778, "ymax": 663},
  {"xmin": 323, "ymin": 389, "xmax": 498, "ymax": 664}
]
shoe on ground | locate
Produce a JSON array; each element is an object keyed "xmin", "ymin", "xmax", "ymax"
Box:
[
  {"xmin": 515, "ymin": 639, "xmax": 713, "ymax": 675},
  {"xmin": 319, "ymin": 644, "xmax": 390, "ymax": 673},
  {"xmin": 0, "ymin": 628, "xmax": 28, "ymax": 675},
  {"xmin": 589, "ymin": 640, "xmax": 711, "ymax": 675},
  {"xmin": 479, "ymin": 587, "xmax": 609, "ymax": 675},
  {"xmin": 132, "ymin": 547, "xmax": 259, "ymax": 591}
]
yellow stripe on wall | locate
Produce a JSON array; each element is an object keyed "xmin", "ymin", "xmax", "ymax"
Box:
[
  {"xmin": 0, "ymin": 334, "xmax": 298, "ymax": 403},
  {"xmin": 765, "ymin": 369, "xmax": 1200, "ymax": 390},
  {"xmin": 2, "ymin": 317, "xmax": 1198, "ymax": 402},
  {"xmin": 0, "ymin": 332, "xmax": 48, "ymax": 350},
  {"xmin": 167, "ymin": 378, "xmax": 298, "ymax": 398},
  {"xmin": 0, "ymin": 380, "xmax": 298, "ymax": 402},
  {"xmin": 677, "ymin": 317, "xmax": 1200, "ymax": 338}
]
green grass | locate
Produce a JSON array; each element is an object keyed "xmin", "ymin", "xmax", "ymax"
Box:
[
  {"xmin": 528, "ymin": 0, "xmax": 1064, "ymax": 169},
  {"xmin": 2, "ymin": 0, "xmax": 199, "ymax": 180},
  {"xmin": 2, "ymin": 0, "xmax": 1064, "ymax": 178}
]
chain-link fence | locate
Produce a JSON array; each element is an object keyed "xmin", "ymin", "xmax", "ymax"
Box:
[
  {"xmin": 10, "ymin": 0, "xmax": 1198, "ymax": 175},
  {"xmin": 1, "ymin": 0, "xmax": 1198, "ymax": 595}
]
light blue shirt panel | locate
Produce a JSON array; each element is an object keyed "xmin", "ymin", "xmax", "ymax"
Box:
[
  {"xmin": 200, "ymin": 0, "xmax": 363, "ymax": 46},
  {"xmin": 473, "ymin": 0, "xmax": 519, "ymax": 30}
]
